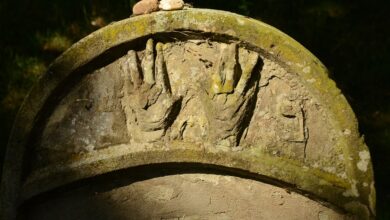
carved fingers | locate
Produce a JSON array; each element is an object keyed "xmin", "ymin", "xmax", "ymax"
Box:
[
  {"xmin": 122, "ymin": 50, "xmax": 141, "ymax": 91},
  {"xmin": 211, "ymin": 43, "xmax": 237, "ymax": 94},
  {"xmin": 155, "ymin": 42, "xmax": 172, "ymax": 94},
  {"xmin": 206, "ymin": 43, "xmax": 260, "ymax": 147},
  {"xmin": 210, "ymin": 43, "xmax": 259, "ymax": 96},
  {"xmin": 122, "ymin": 39, "xmax": 180, "ymax": 136},
  {"xmin": 142, "ymin": 38, "xmax": 155, "ymax": 85},
  {"xmin": 236, "ymin": 48, "xmax": 259, "ymax": 95},
  {"xmin": 122, "ymin": 39, "xmax": 161, "ymax": 92},
  {"xmin": 123, "ymin": 39, "xmax": 172, "ymax": 96}
]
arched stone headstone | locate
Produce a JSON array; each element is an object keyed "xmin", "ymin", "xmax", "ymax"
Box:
[{"xmin": 1, "ymin": 9, "xmax": 375, "ymax": 219}]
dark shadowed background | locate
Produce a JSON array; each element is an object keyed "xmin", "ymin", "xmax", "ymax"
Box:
[{"xmin": 0, "ymin": 0, "xmax": 389, "ymax": 218}]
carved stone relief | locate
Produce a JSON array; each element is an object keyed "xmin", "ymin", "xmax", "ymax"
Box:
[
  {"xmin": 1, "ymin": 10, "xmax": 374, "ymax": 220},
  {"xmin": 120, "ymin": 39, "xmax": 182, "ymax": 143},
  {"xmin": 36, "ymin": 38, "xmax": 345, "ymax": 175}
]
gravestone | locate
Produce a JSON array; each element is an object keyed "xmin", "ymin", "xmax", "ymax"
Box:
[{"xmin": 1, "ymin": 9, "xmax": 375, "ymax": 220}]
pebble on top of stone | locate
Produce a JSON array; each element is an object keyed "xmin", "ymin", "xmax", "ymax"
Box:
[
  {"xmin": 132, "ymin": 0, "xmax": 186, "ymax": 16},
  {"xmin": 159, "ymin": 0, "xmax": 185, "ymax": 11},
  {"xmin": 132, "ymin": 0, "xmax": 159, "ymax": 15}
]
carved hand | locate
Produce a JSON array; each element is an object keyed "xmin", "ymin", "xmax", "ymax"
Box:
[
  {"xmin": 203, "ymin": 43, "xmax": 260, "ymax": 147},
  {"xmin": 121, "ymin": 39, "xmax": 181, "ymax": 142}
]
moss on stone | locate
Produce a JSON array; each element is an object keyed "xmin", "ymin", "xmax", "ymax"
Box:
[{"xmin": 1, "ymin": 9, "xmax": 374, "ymax": 220}]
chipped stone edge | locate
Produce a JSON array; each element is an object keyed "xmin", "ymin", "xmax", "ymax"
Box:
[{"xmin": 0, "ymin": 9, "xmax": 375, "ymax": 220}]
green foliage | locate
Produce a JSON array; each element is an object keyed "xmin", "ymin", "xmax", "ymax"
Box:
[{"xmin": 36, "ymin": 32, "xmax": 73, "ymax": 52}]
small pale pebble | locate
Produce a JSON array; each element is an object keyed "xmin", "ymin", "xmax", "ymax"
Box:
[
  {"xmin": 159, "ymin": 0, "xmax": 185, "ymax": 11},
  {"xmin": 132, "ymin": 0, "xmax": 159, "ymax": 15}
]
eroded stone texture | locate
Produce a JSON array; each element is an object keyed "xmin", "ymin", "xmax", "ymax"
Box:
[
  {"xmin": 36, "ymin": 38, "xmax": 345, "ymax": 178},
  {"xmin": 1, "ymin": 9, "xmax": 374, "ymax": 220},
  {"xmin": 244, "ymin": 58, "xmax": 346, "ymax": 176},
  {"xmin": 37, "ymin": 62, "xmax": 128, "ymax": 166},
  {"xmin": 25, "ymin": 174, "xmax": 353, "ymax": 220}
]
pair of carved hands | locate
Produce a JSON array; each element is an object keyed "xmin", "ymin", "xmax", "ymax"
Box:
[
  {"xmin": 121, "ymin": 39, "xmax": 181, "ymax": 142},
  {"xmin": 203, "ymin": 43, "xmax": 260, "ymax": 147},
  {"xmin": 121, "ymin": 39, "xmax": 260, "ymax": 147}
]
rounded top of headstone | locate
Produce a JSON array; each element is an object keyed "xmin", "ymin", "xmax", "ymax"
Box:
[{"xmin": 1, "ymin": 8, "xmax": 374, "ymax": 219}]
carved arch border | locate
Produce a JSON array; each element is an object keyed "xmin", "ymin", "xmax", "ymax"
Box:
[{"xmin": 1, "ymin": 9, "xmax": 374, "ymax": 219}]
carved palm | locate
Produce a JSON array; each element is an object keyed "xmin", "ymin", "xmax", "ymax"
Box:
[
  {"xmin": 121, "ymin": 39, "xmax": 181, "ymax": 142},
  {"xmin": 203, "ymin": 43, "xmax": 260, "ymax": 147}
]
